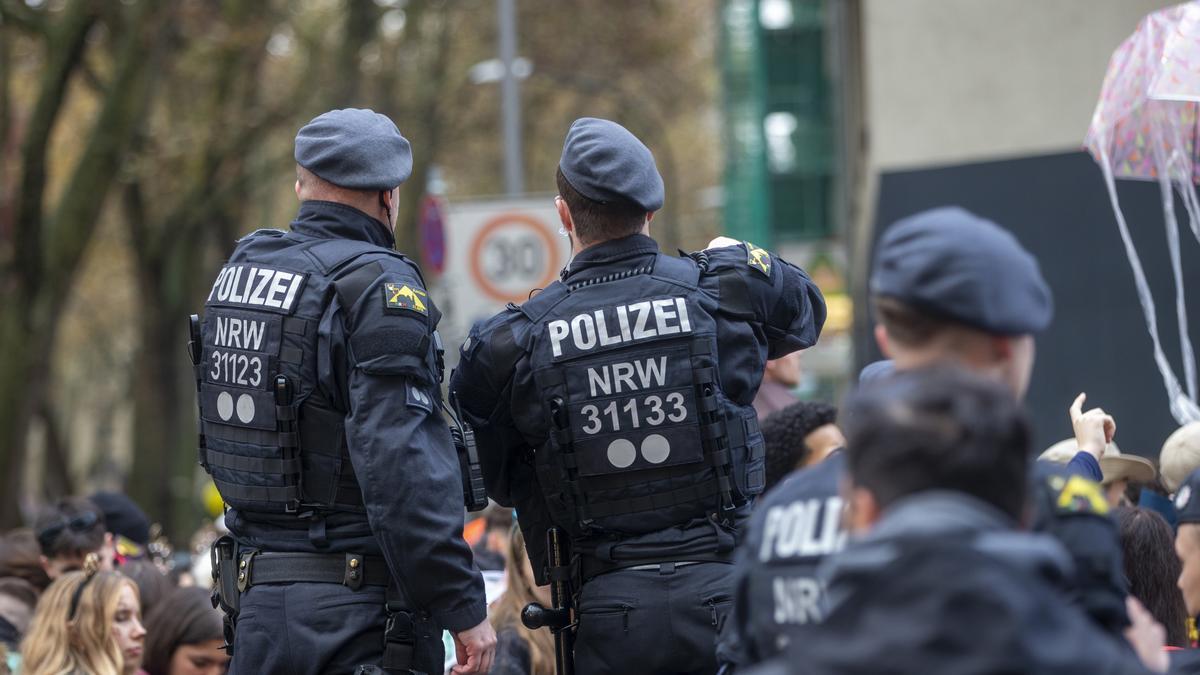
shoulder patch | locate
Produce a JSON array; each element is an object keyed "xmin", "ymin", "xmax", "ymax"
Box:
[
  {"xmin": 1054, "ymin": 475, "xmax": 1109, "ymax": 516},
  {"xmin": 384, "ymin": 282, "xmax": 428, "ymax": 316},
  {"xmin": 406, "ymin": 381, "xmax": 435, "ymax": 413},
  {"xmin": 744, "ymin": 241, "xmax": 772, "ymax": 277}
]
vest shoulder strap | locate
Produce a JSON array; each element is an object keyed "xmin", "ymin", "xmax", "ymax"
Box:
[
  {"xmin": 518, "ymin": 282, "xmax": 570, "ymax": 323},
  {"xmin": 302, "ymin": 239, "xmax": 413, "ymax": 277},
  {"xmin": 649, "ymin": 253, "xmax": 700, "ymax": 289}
]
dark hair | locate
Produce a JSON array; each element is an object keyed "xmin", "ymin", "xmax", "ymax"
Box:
[
  {"xmin": 0, "ymin": 530, "xmax": 51, "ymax": 592},
  {"xmin": 555, "ymin": 167, "xmax": 646, "ymax": 245},
  {"xmin": 843, "ymin": 367, "xmax": 1031, "ymax": 520},
  {"xmin": 1115, "ymin": 507, "xmax": 1190, "ymax": 647},
  {"xmin": 761, "ymin": 401, "xmax": 839, "ymax": 491},
  {"xmin": 119, "ymin": 558, "xmax": 171, "ymax": 618},
  {"xmin": 873, "ymin": 295, "xmax": 962, "ymax": 347},
  {"xmin": 33, "ymin": 497, "xmax": 106, "ymax": 560},
  {"xmin": 142, "ymin": 586, "xmax": 225, "ymax": 675}
]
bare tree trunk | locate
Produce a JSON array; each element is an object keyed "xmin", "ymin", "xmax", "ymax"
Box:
[{"xmin": 0, "ymin": 0, "xmax": 168, "ymax": 527}]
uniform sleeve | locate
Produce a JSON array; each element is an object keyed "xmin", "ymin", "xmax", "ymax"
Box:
[
  {"xmin": 450, "ymin": 315, "xmax": 532, "ymax": 507},
  {"xmin": 1065, "ymin": 451, "xmax": 1103, "ymax": 482},
  {"xmin": 702, "ymin": 242, "xmax": 827, "ymax": 359},
  {"xmin": 333, "ymin": 267, "xmax": 486, "ymax": 633}
]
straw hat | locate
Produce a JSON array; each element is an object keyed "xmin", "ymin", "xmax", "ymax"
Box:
[{"xmin": 1038, "ymin": 439, "xmax": 1156, "ymax": 485}]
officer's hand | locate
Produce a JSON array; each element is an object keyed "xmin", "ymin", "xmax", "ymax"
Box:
[
  {"xmin": 706, "ymin": 236, "xmax": 741, "ymax": 249},
  {"xmin": 1124, "ymin": 596, "xmax": 1169, "ymax": 672},
  {"xmin": 451, "ymin": 618, "xmax": 496, "ymax": 675},
  {"xmin": 1069, "ymin": 393, "xmax": 1116, "ymax": 459}
]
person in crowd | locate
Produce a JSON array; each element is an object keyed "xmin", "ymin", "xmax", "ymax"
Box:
[
  {"xmin": 120, "ymin": 558, "xmax": 172, "ymax": 619},
  {"xmin": 194, "ymin": 108, "xmax": 492, "ymax": 674},
  {"xmin": 760, "ymin": 400, "xmax": 842, "ymax": 492},
  {"xmin": 721, "ymin": 206, "xmax": 1126, "ymax": 669},
  {"xmin": 749, "ymin": 368, "xmax": 1165, "ymax": 674},
  {"xmin": 1166, "ymin": 468, "xmax": 1200, "ymax": 672},
  {"xmin": 0, "ymin": 530, "xmax": 52, "ymax": 593},
  {"xmin": 1163, "ymin": 422, "xmax": 1200, "ymax": 494},
  {"xmin": 33, "ymin": 497, "xmax": 114, "ymax": 580},
  {"xmin": 20, "ymin": 560, "xmax": 146, "ymax": 675},
  {"xmin": 472, "ymin": 505, "xmax": 514, "ymax": 572},
  {"xmin": 753, "ymin": 352, "xmax": 803, "ymax": 420},
  {"xmin": 1042, "ymin": 440, "xmax": 1157, "ymax": 507},
  {"xmin": 89, "ymin": 492, "xmax": 153, "ymax": 563},
  {"xmin": 453, "ymin": 117, "xmax": 825, "ymax": 675},
  {"xmin": 0, "ymin": 577, "xmax": 37, "ymax": 652},
  {"xmin": 1114, "ymin": 507, "xmax": 1190, "ymax": 648},
  {"xmin": 489, "ymin": 527, "xmax": 554, "ymax": 675},
  {"xmin": 142, "ymin": 586, "xmax": 229, "ymax": 675}
]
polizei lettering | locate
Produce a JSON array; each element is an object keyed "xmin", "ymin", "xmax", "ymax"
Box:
[
  {"xmin": 759, "ymin": 497, "xmax": 846, "ymax": 562},
  {"xmin": 547, "ymin": 297, "xmax": 692, "ymax": 359},
  {"xmin": 207, "ymin": 265, "xmax": 306, "ymax": 313}
]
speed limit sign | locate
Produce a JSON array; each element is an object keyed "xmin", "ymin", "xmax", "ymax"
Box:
[
  {"xmin": 440, "ymin": 198, "xmax": 570, "ymax": 355},
  {"xmin": 470, "ymin": 213, "xmax": 560, "ymax": 303}
]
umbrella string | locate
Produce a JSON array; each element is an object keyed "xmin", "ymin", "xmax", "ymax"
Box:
[{"xmin": 1097, "ymin": 140, "xmax": 1200, "ymax": 424}]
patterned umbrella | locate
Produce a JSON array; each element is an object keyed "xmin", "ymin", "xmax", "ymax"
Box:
[{"xmin": 1086, "ymin": 1, "xmax": 1200, "ymax": 424}]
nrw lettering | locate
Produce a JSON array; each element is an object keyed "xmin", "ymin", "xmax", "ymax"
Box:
[
  {"xmin": 587, "ymin": 357, "xmax": 668, "ymax": 397},
  {"xmin": 213, "ymin": 316, "xmax": 267, "ymax": 351}
]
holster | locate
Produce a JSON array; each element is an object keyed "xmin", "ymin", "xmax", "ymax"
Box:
[
  {"xmin": 209, "ymin": 535, "xmax": 243, "ymax": 653},
  {"xmin": 381, "ymin": 584, "xmax": 434, "ymax": 674}
]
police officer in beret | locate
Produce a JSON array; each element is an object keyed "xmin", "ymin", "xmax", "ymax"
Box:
[
  {"xmin": 740, "ymin": 368, "xmax": 1163, "ymax": 675},
  {"xmin": 450, "ymin": 117, "xmax": 826, "ymax": 674},
  {"xmin": 722, "ymin": 206, "xmax": 1127, "ymax": 669},
  {"xmin": 194, "ymin": 108, "xmax": 494, "ymax": 675}
]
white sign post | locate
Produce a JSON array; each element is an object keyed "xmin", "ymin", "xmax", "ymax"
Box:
[{"xmin": 437, "ymin": 197, "xmax": 570, "ymax": 370}]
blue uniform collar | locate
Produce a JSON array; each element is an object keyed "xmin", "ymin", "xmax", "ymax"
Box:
[
  {"xmin": 563, "ymin": 233, "xmax": 658, "ymax": 280},
  {"xmin": 291, "ymin": 200, "xmax": 395, "ymax": 249}
]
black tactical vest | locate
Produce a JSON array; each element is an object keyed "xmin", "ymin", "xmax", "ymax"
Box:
[
  {"xmin": 518, "ymin": 253, "xmax": 765, "ymax": 540},
  {"xmin": 193, "ymin": 231, "xmax": 431, "ymax": 517}
]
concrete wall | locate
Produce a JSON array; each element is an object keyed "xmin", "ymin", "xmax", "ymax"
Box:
[{"xmin": 861, "ymin": 0, "xmax": 1175, "ymax": 171}]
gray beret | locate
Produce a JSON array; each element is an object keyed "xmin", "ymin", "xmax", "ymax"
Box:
[
  {"xmin": 295, "ymin": 108, "xmax": 412, "ymax": 191},
  {"xmin": 871, "ymin": 206, "xmax": 1053, "ymax": 335},
  {"xmin": 559, "ymin": 117, "xmax": 664, "ymax": 212}
]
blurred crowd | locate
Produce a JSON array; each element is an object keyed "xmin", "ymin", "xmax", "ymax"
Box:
[{"xmin": 0, "ymin": 492, "xmax": 226, "ymax": 675}]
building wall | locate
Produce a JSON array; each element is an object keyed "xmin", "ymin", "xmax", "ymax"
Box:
[
  {"xmin": 852, "ymin": 0, "xmax": 1194, "ymax": 458},
  {"xmin": 861, "ymin": 0, "xmax": 1174, "ymax": 171}
]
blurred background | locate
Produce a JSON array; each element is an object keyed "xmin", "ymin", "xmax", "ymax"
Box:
[{"xmin": 0, "ymin": 0, "xmax": 1189, "ymax": 542}]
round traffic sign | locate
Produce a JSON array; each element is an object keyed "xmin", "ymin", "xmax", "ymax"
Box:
[{"xmin": 469, "ymin": 213, "xmax": 561, "ymax": 303}]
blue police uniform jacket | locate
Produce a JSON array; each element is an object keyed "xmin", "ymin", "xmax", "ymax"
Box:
[
  {"xmin": 723, "ymin": 452, "xmax": 846, "ymax": 667},
  {"xmin": 197, "ymin": 200, "xmax": 485, "ymax": 632},
  {"xmin": 451, "ymin": 234, "xmax": 826, "ymax": 582}
]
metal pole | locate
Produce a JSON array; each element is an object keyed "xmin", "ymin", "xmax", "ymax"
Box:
[{"xmin": 498, "ymin": 0, "xmax": 524, "ymax": 196}]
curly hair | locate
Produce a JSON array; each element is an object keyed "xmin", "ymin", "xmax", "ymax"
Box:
[{"xmin": 761, "ymin": 400, "xmax": 839, "ymax": 491}]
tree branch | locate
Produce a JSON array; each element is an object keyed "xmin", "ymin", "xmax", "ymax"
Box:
[
  {"xmin": 14, "ymin": 0, "xmax": 97, "ymax": 292},
  {"xmin": 43, "ymin": 0, "xmax": 166, "ymax": 299}
]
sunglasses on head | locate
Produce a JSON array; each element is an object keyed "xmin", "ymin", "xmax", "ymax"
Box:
[{"xmin": 36, "ymin": 511, "xmax": 100, "ymax": 551}]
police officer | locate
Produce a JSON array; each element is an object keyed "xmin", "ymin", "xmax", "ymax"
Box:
[
  {"xmin": 193, "ymin": 109, "xmax": 494, "ymax": 675},
  {"xmin": 742, "ymin": 368, "xmax": 1162, "ymax": 675},
  {"xmin": 450, "ymin": 117, "xmax": 826, "ymax": 674},
  {"xmin": 722, "ymin": 206, "xmax": 1126, "ymax": 669}
]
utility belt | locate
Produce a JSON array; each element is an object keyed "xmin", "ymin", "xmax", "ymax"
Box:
[
  {"xmin": 210, "ymin": 536, "xmax": 426, "ymax": 672},
  {"xmin": 579, "ymin": 549, "xmax": 732, "ymax": 584}
]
